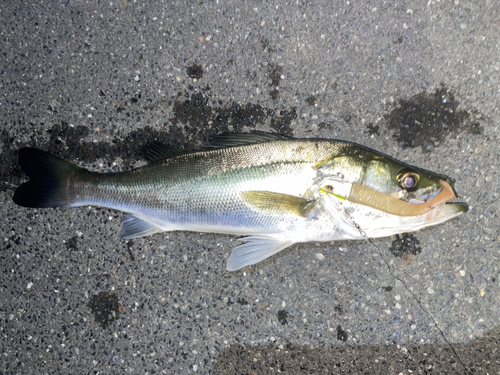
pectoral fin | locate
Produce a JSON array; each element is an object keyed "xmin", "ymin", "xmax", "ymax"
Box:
[
  {"xmin": 240, "ymin": 191, "xmax": 316, "ymax": 218},
  {"xmin": 227, "ymin": 235, "xmax": 294, "ymax": 271},
  {"xmin": 119, "ymin": 215, "xmax": 163, "ymax": 239}
]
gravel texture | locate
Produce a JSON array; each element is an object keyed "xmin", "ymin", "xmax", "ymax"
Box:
[{"xmin": 1, "ymin": 1, "xmax": 499, "ymax": 374}]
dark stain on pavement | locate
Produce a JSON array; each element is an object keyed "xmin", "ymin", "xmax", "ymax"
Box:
[
  {"xmin": 336, "ymin": 325, "xmax": 348, "ymax": 342},
  {"xmin": 170, "ymin": 91, "xmax": 267, "ymax": 133},
  {"xmin": 277, "ymin": 310, "xmax": 289, "ymax": 325},
  {"xmin": 270, "ymin": 108, "xmax": 297, "ymax": 136},
  {"xmin": 216, "ymin": 103, "xmax": 267, "ymax": 131},
  {"xmin": 385, "ymin": 85, "xmax": 484, "ymax": 152},
  {"xmin": 334, "ymin": 303, "xmax": 344, "ymax": 316},
  {"xmin": 64, "ymin": 236, "xmax": 79, "ymax": 251},
  {"xmin": 305, "ymin": 95, "xmax": 318, "ymax": 106},
  {"xmin": 186, "ymin": 63, "xmax": 204, "ymax": 79},
  {"xmin": 170, "ymin": 90, "xmax": 296, "ymax": 136},
  {"xmin": 4, "ymin": 88, "xmax": 299, "ymax": 194},
  {"xmin": 365, "ymin": 122, "xmax": 380, "ymax": 137},
  {"xmin": 88, "ymin": 291, "xmax": 124, "ymax": 329},
  {"xmin": 236, "ymin": 298, "xmax": 249, "ymax": 306},
  {"xmin": 263, "ymin": 62, "xmax": 283, "ymax": 100},
  {"xmin": 389, "ymin": 233, "xmax": 421, "ymax": 259}
]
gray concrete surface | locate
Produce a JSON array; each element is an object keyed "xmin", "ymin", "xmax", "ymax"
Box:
[{"xmin": 1, "ymin": 0, "xmax": 499, "ymax": 374}]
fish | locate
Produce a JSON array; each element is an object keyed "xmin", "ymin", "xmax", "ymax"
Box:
[{"xmin": 12, "ymin": 132, "xmax": 468, "ymax": 271}]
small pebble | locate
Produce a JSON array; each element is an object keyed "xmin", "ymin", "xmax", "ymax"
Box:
[{"xmin": 315, "ymin": 253, "xmax": 325, "ymax": 261}]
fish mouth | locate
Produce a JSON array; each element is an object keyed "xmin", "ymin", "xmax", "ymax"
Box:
[
  {"xmin": 439, "ymin": 200, "xmax": 469, "ymax": 216},
  {"xmin": 432, "ymin": 180, "xmax": 468, "ymax": 213},
  {"xmin": 426, "ymin": 182, "xmax": 468, "ymax": 220},
  {"xmin": 420, "ymin": 179, "xmax": 469, "ymax": 217}
]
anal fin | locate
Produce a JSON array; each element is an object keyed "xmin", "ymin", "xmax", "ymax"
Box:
[
  {"xmin": 227, "ymin": 235, "xmax": 294, "ymax": 271},
  {"xmin": 119, "ymin": 215, "xmax": 163, "ymax": 239}
]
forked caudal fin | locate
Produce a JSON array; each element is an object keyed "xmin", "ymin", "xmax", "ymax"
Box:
[{"xmin": 13, "ymin": 148, "xmax": 83, "ymax": 208}]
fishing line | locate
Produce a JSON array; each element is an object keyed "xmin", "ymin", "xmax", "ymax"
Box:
[
  {"xmin": 366, "ymin": 237, "xmax": 471, "ymax": 374},
  {"xmin": 341, "ymin": 208, "xmax": 470, "ymax": 373}
]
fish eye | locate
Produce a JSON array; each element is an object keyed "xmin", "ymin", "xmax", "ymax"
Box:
[
  {"xmin": 397, "ymin": 171, "xmax": 420, "ymax": 190},
  {"xmin": 324, "ymin": 185, "xmax": 334, "ymax": 192}
]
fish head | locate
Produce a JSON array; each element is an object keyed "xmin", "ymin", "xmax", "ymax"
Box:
[{"xmin": 315, "ymin": 144, "xmax": 468, "ymax": 237}]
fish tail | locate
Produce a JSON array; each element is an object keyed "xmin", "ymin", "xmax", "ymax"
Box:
[{"xmin": 13, "ymin": 148, "xmax": 83, "ymax": 208}]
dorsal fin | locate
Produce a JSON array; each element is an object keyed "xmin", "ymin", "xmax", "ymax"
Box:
[
  {"xmin": 143, "ymin": 142, "xmax": 190, "ymax": 162},
  {"xmin": 207, "ymin": 131, "xmax": 292, "ymax": 148}
]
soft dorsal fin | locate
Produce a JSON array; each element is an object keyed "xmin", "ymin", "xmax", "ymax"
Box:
[
  {"xmin": 143, "ymin": 141, "xmax": 190, "ymax": 162},
  {"xmin": 207, "ymin": 131, "xmax": 292, "ymax": 148},
  {"xmin": 240, "ymin": 190, "xmax": 316, "ymax": 218}
]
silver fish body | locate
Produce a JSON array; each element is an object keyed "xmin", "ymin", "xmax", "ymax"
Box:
[{"xmin": 13, "ymin": 133, "xmax": 467, "ymax": 270}]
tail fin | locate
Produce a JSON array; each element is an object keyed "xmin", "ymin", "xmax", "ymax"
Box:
[{"xmin": 13, "ymin": 148, "xmax": 81, "ymax": 208}]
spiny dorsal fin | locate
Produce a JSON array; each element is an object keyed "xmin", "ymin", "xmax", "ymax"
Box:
[
  {"xmin": 207, "ymin": 131, "xmax": 292, "ymax": 148},
  {"xmin": 240, "ymin": 191, "xmax": 316, "ymax": 218},
  {"xmin": 143, "ymin": 141, "xmax": 190, "ymax": 163}
]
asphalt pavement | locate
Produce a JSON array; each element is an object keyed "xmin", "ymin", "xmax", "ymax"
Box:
[{"xmin": 1, "ymin": 1, "xmax": 499, "ymax": 374}]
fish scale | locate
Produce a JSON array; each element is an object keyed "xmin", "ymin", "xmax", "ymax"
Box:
[{"xmin": 70, "ymin": 141, "xmax": 330, "ymax": 232}]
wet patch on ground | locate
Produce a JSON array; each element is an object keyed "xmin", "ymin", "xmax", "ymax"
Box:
[
  {"xmin": 236, "ymin": 298, "xmax": 249, "ymax": 306},
  {"xmin": 365, "ymin": 122, "xmax": 380, "ymax": 137},
  {"xmin": 389, "ymin": 233, "xmax": 422, "ymax": 260},
  {"xmin": 305, "ymin": 95, "xmax": 318, "ymax": 106},
  {"xmin": 169, "ymin": 90, "xmax": 296, "ymax": 136},
  {"xmin": 334, "ymin": 303, "xmax": 344, "ymax": 315},
  {"xmin": 269, "ymin": 108, "xmax": 297, "ymax": 135},
  {"xmin": 336, "ymin": 325, "xmax": 348, "ymax": 342},
  {"xmin": 186, "ymin": 63, "xmax": 204, "ymax": 79},
  {"xmin": 384, "ymin": 85, "xmax": 484, "ymax": 152},
  {"xmin": 64, "ymin": 236, "xmax": 79, "ymax": 251},
  {"xmin": 3, "ymin": 86, "xmax": 298, "ymax": 194},
  {"xmin": 262, "ymin": 62, "xmax": 283, "ymax": 100},
  {"xmin": 88, "ymin": 291, "xmax": 124, "ymax": 329},
  {"xmin": 277, "ymin": 310, "xmax": 289, "ymax": 325},
  {"xmin": 170, "ymin": 92, "xmax": 267, "ymax": 133}
]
